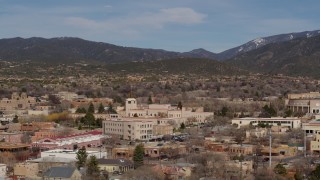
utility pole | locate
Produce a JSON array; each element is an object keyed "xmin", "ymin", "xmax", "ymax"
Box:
[
  {"xmin": 304, "ymin": 130, "xmax": 307, "ymax": 157},
  {"xmin": 269, "ymin": 128, "xmax": 272, "ymax": 168},
  {"xmin": 240, "ymin": 141, "xmax": 243, "ymax": 180}
]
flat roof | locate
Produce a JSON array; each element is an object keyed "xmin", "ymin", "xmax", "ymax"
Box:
[
  {"xmin": 0, "ymin": 142, "xmax": 30, "ymax": 149},
  {"xmin": 233, "ymin": 117, "xmax": 300, "ymax": 121}
]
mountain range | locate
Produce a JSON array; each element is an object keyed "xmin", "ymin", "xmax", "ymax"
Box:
[{"xmin": 0, "ymin": 29, "xmax": 320, "ymax": 77}]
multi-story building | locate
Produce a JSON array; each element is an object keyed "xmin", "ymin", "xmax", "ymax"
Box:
[
  {"xmin": 103, "ymin": 118, "xmax": 156, "ymax": 141},
  {"xmin": 285, "ymin": 92, "xmax": 320, "ymax": 114},
  {"xmin": 0, "ymin": 92, "xmax": 37, "ymax": 112},
  {"xmin": 153, "ymin": 125, "xmax": 173, "ymax": 136},
  {"xmin": 232, "ymin": 117, "xmax": 302, "ymax": 129},
  {"xmin": 125, "ymin": 98, "xmax": 213, "ymax": 124}
]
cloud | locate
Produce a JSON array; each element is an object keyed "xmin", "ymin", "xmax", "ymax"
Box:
[{"xmin": 65, "ymin": 7, "xmax": 206, "ymax": 32}]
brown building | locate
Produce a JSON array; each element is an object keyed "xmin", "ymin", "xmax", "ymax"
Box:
[
  {"xmin": 0, "ymin": 132, "xmax": 23, "ymax": 143},
  {"xmin": 21, "ymin": 122, "xmax": 56, "ymax": 132},
  {"xmin": 204, "ymin": 141, "xmax": 227, "ymax": 152},
  {"xmin": 0, "ymin": 142, "xmax": 30, "ymax": 167},
  {"xmin": 228, "ymin": 144, "xmax": 254, "ymax": 155}
]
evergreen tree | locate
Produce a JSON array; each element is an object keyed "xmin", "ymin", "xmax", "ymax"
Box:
[
  {"xmin": 148, "ymin": 95, "xmax": 153, "ymax": 104},
  {"xmin": 133, "ymin": 144, "xmax": 144, "ymax": 168},
  {"xmin": 177, "ymin": 101, "xmax": 183, "ymax": 110},
  {"xmin": 76, "ymin": 107, "xmax": 86, "ymax": 113},
  {"xmin": 12, "ymin": 115, "xmax": 19, "ymax": 123},
  {"xmin": 88, "ymin": 103, "xmax": 95, "ymax": 114},
  {"xmin": 84, "ymin": 112, "xmax": 95, "ymax": 128},
  {"xmin": 86, "ymin": 155, "xmax": 100, "ymax": 176},
  {"xmin": 180, "ymin": 122, "xmax": 186, "ymax": 130},
  {"xmin": 98, "ymin": 103, "xmax": 105, "ymax": 113},
  {"xmin": 221, "ymin": 106, "xmax": 228, "ymax": 116},
  {"xmin": 107, "ymin": 104, "xmax": 117, "ymax": 114},
  {"xmin": 76, "ymin": 147, "xmax": 88, "ymax": 170},
  {"xmin": 96, "ymin": 118, "xmax": 103, "ymax": 128}
]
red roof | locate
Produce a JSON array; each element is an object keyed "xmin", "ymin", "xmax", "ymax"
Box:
[{"xmin": 51, "ymin": 130, "xmax": 102, "ymax": 140}]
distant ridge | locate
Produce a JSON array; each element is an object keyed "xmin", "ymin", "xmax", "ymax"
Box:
[
  {"xmin": 0, "ymin": 37, "xmax": 217, "ymax": 63},
  {"xmin": 227, "ymin": 35, "xmax": 320, "ymax": 78},
  {"xmin": 0, "ymin": 29, "xmax": 319, "ymax": 67},
  {"xmin": 216, "ymin": 29, "xmax": 320, "ymax": 60}
]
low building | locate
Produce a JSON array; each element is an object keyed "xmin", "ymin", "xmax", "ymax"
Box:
[
  {"xmin": 21, "ymin": 122, "xmax": 56, "ymax": 132},
  {"xmin": 204, "ymin": 142, "xmax": 227, "ymax": 152},
  {"xmin": 43, "ymin": 166, "xmax": 82, "ymax": 180},
  {"xmin": 28, "ymin": 156, "xmax": 76, "ymax": 174},
  {"xmin": 311, "ymin": 131, "xmax": 320, "ymax": 153},
  {"xmin": 232, "ymin": 117, "xmax": 301, "ymax": 129},
  {"xmin": 245, "ymin": 128, "xmax": 268, "ymax": 139},
  {"xmin": 228, "ymin": 144, "xmax": 254, "ymax": 155},
  {"xmin": 41, "ymin": 149, "xmax": 106, "ymax": 160},
  {"xmin": 31, "ymin": 130, "xmax": 61, "ymax": 142},
  {"xmin": 0, "ymin": 142, "xmax": 30, "ymax": 166},
  {"xmin": 0, "ymin": 132, "xmax": 23, "ymax": 143},
  {"xmin": 303, "ymin": 119, "xmax": 320, "ymax": 135},
  {"xmin": 145, "ymin": 143, "xmax": 187, "ymax": 158},
  {"xmin": 97, "ymin": 158, "xmax": 133, "ymax": 173},
  {"xmin": 111, "ymin": 147, "xmax": 134, "ymax": 160},
  {"xmin": 14, "ymin": 162, "xmax": 39, "ymax": 179},
  {"xmin": 32, "ymin": 130, "xmax": 105, "ymax": 150},
  {"xmin": 261, "ymin": 145, "xmax": 297, "ymax": 156}
]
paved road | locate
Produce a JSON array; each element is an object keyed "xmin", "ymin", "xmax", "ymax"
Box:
[{"xmin": 281, "ymin": 154, "xmax": 304, "ymax": 163}]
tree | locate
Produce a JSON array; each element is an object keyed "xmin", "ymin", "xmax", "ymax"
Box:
[
  {"xmin": 98, "ymin": 103, "xmax": 105, "ymax": 113},
  {"xmin": 88, "ymin": 103, "xmax": 95, "ymax": 114},
  {"xmin": 284, "ymin": 109, "xmax": 293, "ymax": 117},
  {"xmin": 177, "ymin": 101, "xmax": 183, "ymax": 110},
  {"xmin": 96, "ymin": 118, "xmax": 103, "ymax": 128},
  {"xmin": 260, "ymin": 105, "xmax": 277, "ymax": 118},
  {"xmin": 274, "ymin": 163, "xmax": 287, "ymax": 175},
  {"xmin": 180, "ymin": 122, "xmax": 186, "ymax": 130},
  {"xmin": 76, "ymin": 147, "xmax": 88, "ymax": 170},
  {"xmin": 83, "ymin": 112, "xmax": 95, "ymax": 128},
  {"xmin": 86, "ymin": 155, "xmax": 100, "ymax": 176},
  {"xmin": 107, "ymin": 104, "xmax": 117, "ymax": 114},
  {"xmin": 133, "ymin": 144, "xmax": 144, "ymax": 168},
  {"xmin": 148, "ymin": 95, "xmax": 153, "ymax": 104},
  {"xmin": 310, "ymin": 164, "xmax": 320, "ymax": 179},
  {"xmin": 12, "ymin": 115, "xmax": 19, "ymax": 123},
  {"xmin": 221, "ymin": 106, "xmax": 228, "ymax": 116},
  {"xmin": 76, "ymin": 107, "xmax": 86, "ymax": 113}
]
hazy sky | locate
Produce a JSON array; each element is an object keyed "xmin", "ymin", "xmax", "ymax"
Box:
[{"xmin": 0, "ymin": 0, "xmax": 319, "ymax": 52}]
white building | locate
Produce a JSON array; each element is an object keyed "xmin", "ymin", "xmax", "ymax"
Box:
[
  {"xmin": 103, "ymin": 117, "xmax": 157, "ymax": 141},
  {"xmin": 302, "ymin": 119, "xmax": 320, "ymax": 135},
  {"xmin": 55, "ymin": 91, "xmax": 79, "ymax": 101},
  {"xmin": 125, "ymin": 98, "xmax": 213, "ymax": 124},
  {"xmin": 41, "ymin": 149, "xmax": 107, "ymax": 159},
  {"xmin": 232, "ymin": 117, "xmax": 301, "ymax": 129}
]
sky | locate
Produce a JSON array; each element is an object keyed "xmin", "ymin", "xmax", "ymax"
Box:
[{"xmin": 0, "ymin": 0, "xmax": 319, "ymax": 53}]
